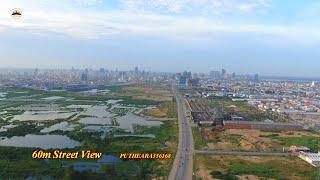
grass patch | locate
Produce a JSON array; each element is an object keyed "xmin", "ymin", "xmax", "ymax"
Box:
[
  {"xmin": 195, "ymin": 155, "xmax": 317, "ymax": 180},
  {"xmin": 275, "ymin": 136, "xmax": 320, "ymax": 151},
  {"xmin": 193, "ymin": 128, "xmax": 206, "ymax": 150}
]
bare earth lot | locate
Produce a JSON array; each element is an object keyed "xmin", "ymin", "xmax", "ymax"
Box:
[
  {"xmin": 200, "ymin": 128, "xmax": 320, "ymax": 152},
  {"xmin": 194, "ymin": 155, "xmax": 318, "ymax": 180}
]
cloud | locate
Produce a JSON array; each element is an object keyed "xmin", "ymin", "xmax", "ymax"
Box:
[
  {"xmin": 74, "ymin": 0, "xmax": 103, "ymax": 6},
  {"xmin": 1, "ymin": 10, "xmax": 318, "ymax": 42},
  {"xmin": 120, "ymin": 0, "xmax": 272, "ymax": 14},
  {"xmin": 239, "ymin": 0, "xmax": 271, "ymax": 11},
  {"xmin": 0, "ymin": 0, "xmax": 319, "ymax": 46}
]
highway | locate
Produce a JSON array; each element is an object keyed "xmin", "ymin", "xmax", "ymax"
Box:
[{"xmin": 169, "ymin": 93, "xmax": 194, "ymax": 180}]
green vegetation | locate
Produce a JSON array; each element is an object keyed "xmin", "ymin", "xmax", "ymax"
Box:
[
  {"xmin": 258, "ymin": 131, "xmax": 320, "ymax": 152},
  {"xmin": 259, "ymin": 133, "xmax": 280, "ymax": 138},
  {"xmin": 192, "ymin": 128, "xmax": 206, "ymax": 150},
  {"xmin": 210, "ymin": 171, "xmax": 237, "ymax": 180},
  {"xmin": 0, "ymin": 147, "xmax": 65, "ymax": 179},
  {"xmin": 0, "ymin": 123, "xmax": 40, "ymax": 137},
  {"xmin": 66, "ymin": 121, "xmax": 177, "ymax": 177},
  {"xmin": 0, "ymin": 122, "xmax": 178, "ymax": 179},
  {"xmin": 110, "ymin": 107, "xmax": 130, "ymax": 116},
  {"xmin": 140, "ymin": 99, "xmax": 177, "ymax": 119},
  {"xmin": 162, "ymin": 100, "xmax": 178, "ymax": 118},
  {"xmin": 104, "ymin": 85, "xmax": 127, "ymax": 92},
  {"xmin": 57, "ymin": 100, "xmax": 99, "ymax": 107},
  {"xmin": 119, "ymin": 96, "xmax": 159, "ymax": 106},
  {"xmin": 196, "ymin": 155, "xmax": 317, "ymax": 180},
  {"xmin": 192, "ymin": 127, "xmax": 224, "ymax": 150},
  {"xmin": 276, "ymin": 136, "xmax": 320, "ymax": 152},
  {"xmin": 0, "ymin": 84, "xmax": 178, "ymax": 179},
  {"xmin": 111, "ymin": 118, "xmax": 119, "ymax": 126},
  {"xmin": 228, "ymin": 134, "xmax": 242, "ymax": 144},
  {"xmin": 0, "ymin": 110, "xmax": 25, "ymax": 121},
  {"xmin": 227, "ymin": 160, "xmax": 277, "ymax": 177}
]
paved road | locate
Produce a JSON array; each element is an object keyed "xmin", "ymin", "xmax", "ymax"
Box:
[
  {"xmin": 195, "ymin": 150, "xmax": 293, "ymax": 157},
  {"xmin": 169, "ymin": 93, "xmax": 194, "ymax": 180}
]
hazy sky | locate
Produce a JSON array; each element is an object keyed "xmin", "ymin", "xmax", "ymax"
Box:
[{"xmin": 0, "ymin": 0, "xmax": 320, "ymax": 77}]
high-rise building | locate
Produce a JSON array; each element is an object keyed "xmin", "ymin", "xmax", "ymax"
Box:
[
  {"xmin": 210, "ymin": 71, "xmax": 221, "ymax": 80},
  {"xmin": 221, "ymin": 69, "xmax": 227, "ymax": 79},
  {"xmin": 254, "ymin": 74, "xmax": 259, "ymax": 82},
  {"xmin": 232, "ymin": 73, "xmax": 236, "ymax": 79},
  {"xmin": 178, "ymin": 71, "xmax": 192, "ymax": 88},
  {"xmin": 134, "ymin": 66, "xmax": 139, "ymax": 79},
  {"xmin": 81, "ymin": 73, "xmax": 88, "ymax": 81},
  {"xmin": 176, "ymin": 73, "xmax": 182, "ymax": 80},
  {"xmin": 81, "ymin": 69, "xmax": 89, "ymax": 81},
  {"xmin": 34, "ymin": 68, "xmax": 39, "ymax": 76},
  {"xmin": 191, "ymin": 73, "xmax": 197, "ymax": 80},
  {"xmin": 182, "ymin": 71, "xmax": 192, "ymax": 79},
  {"xmin": 99, "ymin": 68, "xmax": 105, "ymax": 73}
]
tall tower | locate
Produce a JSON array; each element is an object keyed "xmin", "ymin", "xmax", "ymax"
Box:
[
  {"xmin": 254, "ymin": 74, "xmax": 259, "ymax": 82},
  {"xmin": 221, "ymin": 69, "xmax": 227, "ymax": 80},
  {"xmin": 210, "ymin": 71, "xmax": 221, "ymax": 80}
]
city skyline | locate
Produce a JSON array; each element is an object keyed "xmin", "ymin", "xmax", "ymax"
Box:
[
  {"xmin": 2, "ymin": 67, "xmax": 320, "ymax": 81},
  {"xmin": 1, "ymin": 1, "xmax": 320, "ymax": 178},
  {"xmin": 1, "ymin": 0, "xmax": 320, "ymax": 77}
]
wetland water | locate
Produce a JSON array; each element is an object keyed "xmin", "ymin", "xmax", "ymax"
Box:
[
  {"xmin": 40, "ymin": 122, "xmax": 78, "ymax": 133},
  {"xmin": 77, "ymin": 105, "xmax": 163, "ymax": 132},
  {"xmin": 78, "ymin": 105, "xmax": 113, "ymax": 125},
  {"xmin": 1, "ymin": 100, "xmax": 163, "ymax": 149},
  {"xmin": 0, "ymin": 135, "xmax": 80, "ymax": 149},
  {"xmin": 12, "ymin": 111, "xmax": 75, "ymax": 121},
  {"xmin": 42, "ymin": 96, "xmax": 65, "ymax": 100},
  {"xmin": 116, "ymin": 113, "xmax": 162, "ymax": 132}
]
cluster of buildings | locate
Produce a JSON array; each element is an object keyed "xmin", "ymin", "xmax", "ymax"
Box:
[
  {"xmin": 0, "ymin": 67, "xmax": 174, "ymax": 90},
  {"xmin": 244, "ymin": 81, "xmax": 320, "ymax": 114},
  {"xmin": 200, "ymin": 74, "xmax": 320, "ymax": 129},
  {"xmin": 176, "ymin": 71, "xmax": 200, "ymax": 89},
  {"xmin": 186, "ymin": 97, "xmax": 305, "ymax": 131},
  {"xmin": 209, "ymin": 69, "xmax": 259, "ymax": 82},
  {"xmin": 181, "ymin": 70, "xmax": 320, "ymax": 167}
]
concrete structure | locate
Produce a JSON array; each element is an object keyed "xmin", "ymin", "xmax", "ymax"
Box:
[
  {"xmin": 298, "ymin": 152, "xmax": 320, "ymax": 167},
  {"xmin": 198, "ymin": 121, "xmax": 215, "ymax": 127},
  {"xmin": 224, "ymin": 121, "xmax": 304, "ymax": 131},
  {"xmin": 231, "ymin": 115, "xmax": 245, "ymax": 121},
  {"xmin": 288, "ymin": 146, "xmax": 310, "ymax": 153}
]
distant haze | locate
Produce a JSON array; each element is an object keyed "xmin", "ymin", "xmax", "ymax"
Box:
[{"xmin": 0, "ymin": 0, "xmax": 320, "ymax": 77}]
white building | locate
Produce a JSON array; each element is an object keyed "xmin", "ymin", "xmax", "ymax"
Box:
[{"xmin": 298, "ymin": 152, "xmax": 320, "ymax": 167}]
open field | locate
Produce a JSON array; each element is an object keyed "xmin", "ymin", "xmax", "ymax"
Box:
[
  {"xmin": 195, "ymin": 127, "xmax": 320, "ymax": 152},
  {"xmin": 194, "ymin": 155, "xmax": 318, "ymax": 180},
  {"xmin": 140, "ymin": 101, "xmax": 178, "ymax": 119}
]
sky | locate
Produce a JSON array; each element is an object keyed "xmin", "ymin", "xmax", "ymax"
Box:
[{"xmin": 0, "ymin": 0, "xmax": 320, "ymax": 77}]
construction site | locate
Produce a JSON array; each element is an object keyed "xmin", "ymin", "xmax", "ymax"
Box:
[
  {"xmin": 185, "ymin": 98, "xmax": 225, "ymax": 126},
  {"xmin": 185, "ymin": 97, "xmax": 304, "ymax": 131}
]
